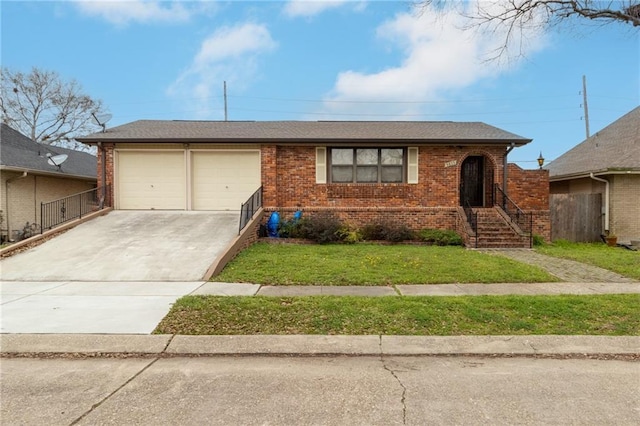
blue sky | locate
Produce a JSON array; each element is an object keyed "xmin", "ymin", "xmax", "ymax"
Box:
[{"xmin": 2, "ymin": 1, "xmax": 638, "ymax": 167}]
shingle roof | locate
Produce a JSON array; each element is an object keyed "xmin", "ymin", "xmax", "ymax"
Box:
[
  {"xmin": 0, "ymin": 123, "xmax": 97, "ymax": 179},
  {"xmin": 547, "ymin": 106, "xmax": 640, "ymax": 180},
  {"xmin": 76, "ymin": 120, "xmax": 531, "ymax": 145}
]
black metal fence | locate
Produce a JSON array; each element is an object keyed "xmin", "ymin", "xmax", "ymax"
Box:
[
  {"xmin": 239, "ymin": 186, "xmax": 263, "ymax": 234},
  {"xmin": 41, "ymin": 186, "xmax": 105, "ymax": 233},
  {"xmin": 494, "ymin": 184, "xmax": 533, "ymax": 247}
]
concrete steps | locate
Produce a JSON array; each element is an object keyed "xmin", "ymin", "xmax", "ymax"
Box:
[{"xmin": 468, "ymin": 208, "xmax": 530, "ymax": 249}]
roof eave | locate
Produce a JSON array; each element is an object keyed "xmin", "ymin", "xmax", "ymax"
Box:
[
  {"xmin": 549, "ymin": 168, "xmax": 640, "ymax": 181},
  {"xmin": 76, "ymin": 137, "xmax": 531, "ymax": 145},
  {"xmin": 0, "ymin": 165, "xmax": 97, "ymax": 181}
]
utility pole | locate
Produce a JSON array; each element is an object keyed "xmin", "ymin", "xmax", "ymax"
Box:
[
  {"xmin": 582, "ymin": 75, "xmax": 590, "ymax": 139},
  {"xmin": 224, "ymin": 81, "xmax": 228, "ymax": 121}
]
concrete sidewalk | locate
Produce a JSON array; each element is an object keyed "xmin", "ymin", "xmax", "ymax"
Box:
[
  {"xmin": 1, "ymin": 334, "xmax": 638, "ymax": 356},
  {"xmin": 200, "ymin": 281, "xmax": 640, "ymax": 296}
]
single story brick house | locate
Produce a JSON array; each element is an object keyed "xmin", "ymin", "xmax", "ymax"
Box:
[
  {"xmin": 546, "ymin": 106, "xmax": 639, "ymax": 243},
  {"xmin": 1, "ymin": 124, "xmax": 97, "ymax": 241},
  {"xmin": 77, "ymin": 120, "xmax": 549, "ymax": 247}
]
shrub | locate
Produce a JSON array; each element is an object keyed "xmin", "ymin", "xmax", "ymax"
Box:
[
  {"xmin": 418, "ymin": 229, "xmax": 463, "ymax": 246},
  {"xmin": 360, "ymin": 221, "xmax": 416, "ymax": 242},
  {"xmin": 296, "ymin": 212, "xmax": 344, "ymax": 244},
  {"xmin": 337, "ymin": 226, "xmax": 362, "ymax": 244},
  {"xmin": 532, "ymin": 234, "xmax": 545, "ymax": 246}
]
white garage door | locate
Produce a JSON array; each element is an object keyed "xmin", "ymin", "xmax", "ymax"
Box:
[
  {"xmin": 117, "ymin": 151, "xmax": 186, "ymax": 210},
  {"xmin": 192, "ymin": 151, "xmax": 261, "ymax": 211}
]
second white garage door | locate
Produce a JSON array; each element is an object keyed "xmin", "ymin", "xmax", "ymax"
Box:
[{"xmin": 191, "ymin": 151, "xmax": 261, "ymax": 211}]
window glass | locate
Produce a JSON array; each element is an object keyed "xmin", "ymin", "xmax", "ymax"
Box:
[
  {"xmin": 332, "ymin": 166, "xmax": 353, "ymax": 183},
  {"xmin": 381, "ymin": 148, "xmax": 403, "ymax": 165},
  {"xmin": 356, "ymin": 166, "xmax": 378, "ymax": 182},
  {"xmin": 332, "ymin": 149, "xmax": 353, "ymax": 165},
  {"xmin": 357, "ymin": 149, "xmax": 378, "ymax": 165},
  {"xmin": 381, "ymin": 166, "xmax": 403, "ymax": 183},
  {"xmin": 330, "ymin": 148, "xmax": 405, "ymax": 183}
]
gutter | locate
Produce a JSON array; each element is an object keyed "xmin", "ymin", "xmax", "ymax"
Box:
[
  {"xmin": 98, "ymin": 142, "xmax": 106, "ymax": 208},
  {"xmin": 503, "ymin": 142, "xmax": 516, "ymax": 198},
  {"xmin": 589, "ymin": 173, "xmax": 609, "ymax": 233},
  {"xmin": 5, "ymin": 171, "xmax": 28, "ymax": 240}
]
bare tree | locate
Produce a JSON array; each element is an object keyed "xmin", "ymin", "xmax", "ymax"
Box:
[
  {"xmin": 1, "ymin": 67, "xmax": 106, "ymax": 148},
  {"xmin": 415, "ymin": 1, "xmax": 640, "ymax": 58}
]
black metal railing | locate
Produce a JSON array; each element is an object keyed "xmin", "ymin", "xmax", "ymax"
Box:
[
  {"xmin": 463, "ymin": 200, "xmax": 478, "ymax": 248},
  {"xmin": 239, "ymin": 186, "xmax": 263, "ymax": 234},
  {"xmin": 493, "ymin": 184, "xmax": 533, "ymax": 247},
  {"xmin": 41, "ymin": 186, "xmax": 105, "ymax": 233}
]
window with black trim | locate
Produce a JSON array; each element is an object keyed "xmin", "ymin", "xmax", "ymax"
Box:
[{"xmin": 330, "ymin": 148, "xmax": 405, "ymax": 183}]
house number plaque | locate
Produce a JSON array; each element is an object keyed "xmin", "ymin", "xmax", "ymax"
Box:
[{"xmin": 444, "ymin": 160, "xmax": 457, "ymax": 168}]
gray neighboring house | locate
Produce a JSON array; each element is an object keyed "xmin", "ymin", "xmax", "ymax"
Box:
[
  {"xmin": 0, "ymin": 123, "xmax": 97, "ymax": 241},
  {"xmin": 546, "ymin": 106, "xmax": 640, "ymax": 243}
]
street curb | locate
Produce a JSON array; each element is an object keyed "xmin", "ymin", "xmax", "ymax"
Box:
[{"xmin": 1, "ymin": 334, "xmax": 638, "ymax": 356}]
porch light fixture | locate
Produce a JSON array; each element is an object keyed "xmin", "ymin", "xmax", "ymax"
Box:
[{"xmin": 537, "ymin": 152, "xmax": 545, "ymax": 169}]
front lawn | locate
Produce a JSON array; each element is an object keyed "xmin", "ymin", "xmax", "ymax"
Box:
[
  {"xmin": 213, "ymin": 242, "xmax": 558, "ymax": 285},
  {"xmin": 154, "ymin": 294, "xmax": 640, "ymax": 335},
  {"xmin": 536, "ymin": 240, "xmax": 640, "ymax": 280}
]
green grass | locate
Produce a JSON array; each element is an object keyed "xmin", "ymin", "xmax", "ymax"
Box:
[
  {"xmin": 154, "ymin": 294, "xmax": 640, "ymax": 335},
  {"xmin": 213, "ymin": 242, "xmax": 558, "ymax": 285},
  {"xmin": 536, "ymin": 240, "xmax": 640, "ymax": 280}
]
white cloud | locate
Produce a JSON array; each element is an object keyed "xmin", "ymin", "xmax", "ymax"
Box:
[
  {"xmin": 316, "ymin": 2, "xmax": 548, "ymax": 119},
  {"xmin": 283, "ymin": 0, "xmax": 359, "ymax": 18},
  {"xmin": 72, "ymin": 0, "xmax": 196, "ymax": 25},
  {"xmin": 167, "ymin": 23, "xmax": 277, "ymax": 119}
]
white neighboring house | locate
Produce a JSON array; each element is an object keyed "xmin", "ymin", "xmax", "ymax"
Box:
[
  {"xmin": 546, "ymin": 107, "xmax": 640, "ymax": 244},
  {"xmin": 0, "ymin": 124, "xmax": 97, "ymax": 242}
]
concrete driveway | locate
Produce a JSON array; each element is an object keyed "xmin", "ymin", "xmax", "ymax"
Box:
[
  {"xmin": 0, "ymin": 211, "xmax": 241, "ymax": 333},
  {"xmin": 0, "ymin": 211, "xmax": 239, "ymax": 281}
]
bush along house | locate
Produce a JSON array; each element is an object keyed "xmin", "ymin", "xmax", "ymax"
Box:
[{"xmin": 77, "ymin": 120, "xmax": 550, "ymax": 248}]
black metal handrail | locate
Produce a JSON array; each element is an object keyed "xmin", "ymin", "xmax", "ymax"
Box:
[
  {"xmin": 463, "ymin": 200, "xmax": 478, "ymax": 248},
  {"xmin": 493, "ymin": 184, "xmax": 533, "ymax": 247},
  {"xmin": 239, "ymin": 186, "xmax": 263, "ymax": 234},
  {"xmin": 41, "ymin": 186, "xmax": 106, "ymax": 233}
]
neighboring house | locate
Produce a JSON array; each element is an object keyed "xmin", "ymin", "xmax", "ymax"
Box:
[
  {"xmin": 546, "ymin": 106, "xmax": 640, "ymax": 243},
  {"xmin": 0, "ymin": 124, "xmax": 97, "ymax": 241},
  {"xmin": 77, "ymin": 120, "xmax": 549, "ymax": 247}
]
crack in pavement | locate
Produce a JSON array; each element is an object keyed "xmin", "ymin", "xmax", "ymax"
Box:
[
  {"xmin": 379, "ymin": 336, "xmax": 407, "ymax": 425},
  {"xmin": 69, "ymin": 357, "xmax": 159, "ymax": 425}
]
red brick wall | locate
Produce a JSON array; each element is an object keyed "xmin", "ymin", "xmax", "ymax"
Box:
[
  {"xmin": 507, "ymin": 164, "xmax": 549, "ymax": 210},
  {"xmin": 97, "ymin": 143, "xmax": 115, "ymax": 207},
  {"xmin": 269, "ymin": 145, "xmax": 506, "ymax": 209},
  {"xmin": 506, "ymin": 163, "xmax": 550, "ymax": 241}
]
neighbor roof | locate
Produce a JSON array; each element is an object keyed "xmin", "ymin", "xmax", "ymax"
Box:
[
  {"xmin": 1, "ymin": 123, "xmax": 97, "ymax": 179},
  {"xmin": 547, "ymin": 106, "xmax": 640, "ymax": 180},
  {"xmin": 76, "ymin": 120, "xmax": 531, "ymax": 145}
]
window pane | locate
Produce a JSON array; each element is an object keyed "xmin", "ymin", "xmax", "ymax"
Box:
[
  {"xmin": 357, "ymin": 149, "xmax": 378, "ymax": 165},
  {"xmin": 332, "ymin": 149, "xmax": 353, "ymax": 165},
  {"xmin": 381, "ymin": 166, "xmax": 403, "ymax": 183},
  {"xmin": 332, "ymin": 166, "xmax": 353, "ymax": 182},
  {"xmin": 356, "ymin": 166, "xmax": 378, "ymax": 182},
  {"xmin": 381, "ymin": 148, "xmax": 403, "ymax": 165}
]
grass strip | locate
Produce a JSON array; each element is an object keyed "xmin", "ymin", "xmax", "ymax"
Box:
[
  {"xmin": 536, "ymin": 241, "xmax": 640, "ymax": 280},
  {"xmin": 154, "ymin": 294, "xmax": 639, "ymax": 336},
  {"xmin": 213, "ymin": 243, "xmax": 559, "ymax": 285}
]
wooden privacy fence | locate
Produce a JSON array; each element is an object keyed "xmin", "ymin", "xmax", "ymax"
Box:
[{"xmin": 550, "ymin": 193, "xmax": 602, "ymax": 242}]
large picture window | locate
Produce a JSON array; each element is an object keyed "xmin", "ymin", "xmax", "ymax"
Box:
[{"xmin": 330, "ymin": 148, "xmax": 405, "ymax": 183}]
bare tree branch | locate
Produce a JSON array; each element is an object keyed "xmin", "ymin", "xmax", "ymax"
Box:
[
  {"xmin": 1, "ymin": 67, "xmax": 106, "ymax": 148},
  {"xmin": 414, "ymin": 0, "xmax": 639, "ymax": 59}
]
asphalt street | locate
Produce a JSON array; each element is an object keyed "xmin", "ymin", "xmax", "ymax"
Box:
[{"xmin": 2, "ymin": 355, "xmax": 638, "ymax": 425}]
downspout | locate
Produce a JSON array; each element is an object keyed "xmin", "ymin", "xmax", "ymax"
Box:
[
  {"xmin": 98, "ymin": 142, "xmax": 106, "ymax": 208},
  {"xmin": 502, "ymin": 142, "xmax": 516, "ymax": 205},
  {"xmin": 5, "ymin": 171, "xmax": 28, "ymax": 240},
  {"xmin": 589, "ymin": 173, "xmax": 609, "ymax": 233}
]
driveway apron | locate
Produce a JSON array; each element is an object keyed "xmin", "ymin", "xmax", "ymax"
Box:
[{"xmin": 0, "ymin": 211, "xmax": 239, "ymax": 281}]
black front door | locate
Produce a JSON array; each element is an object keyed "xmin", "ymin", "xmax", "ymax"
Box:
[{"xmin": 460, "ymin": 156, "xmax": 484, "ymax": 207}]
